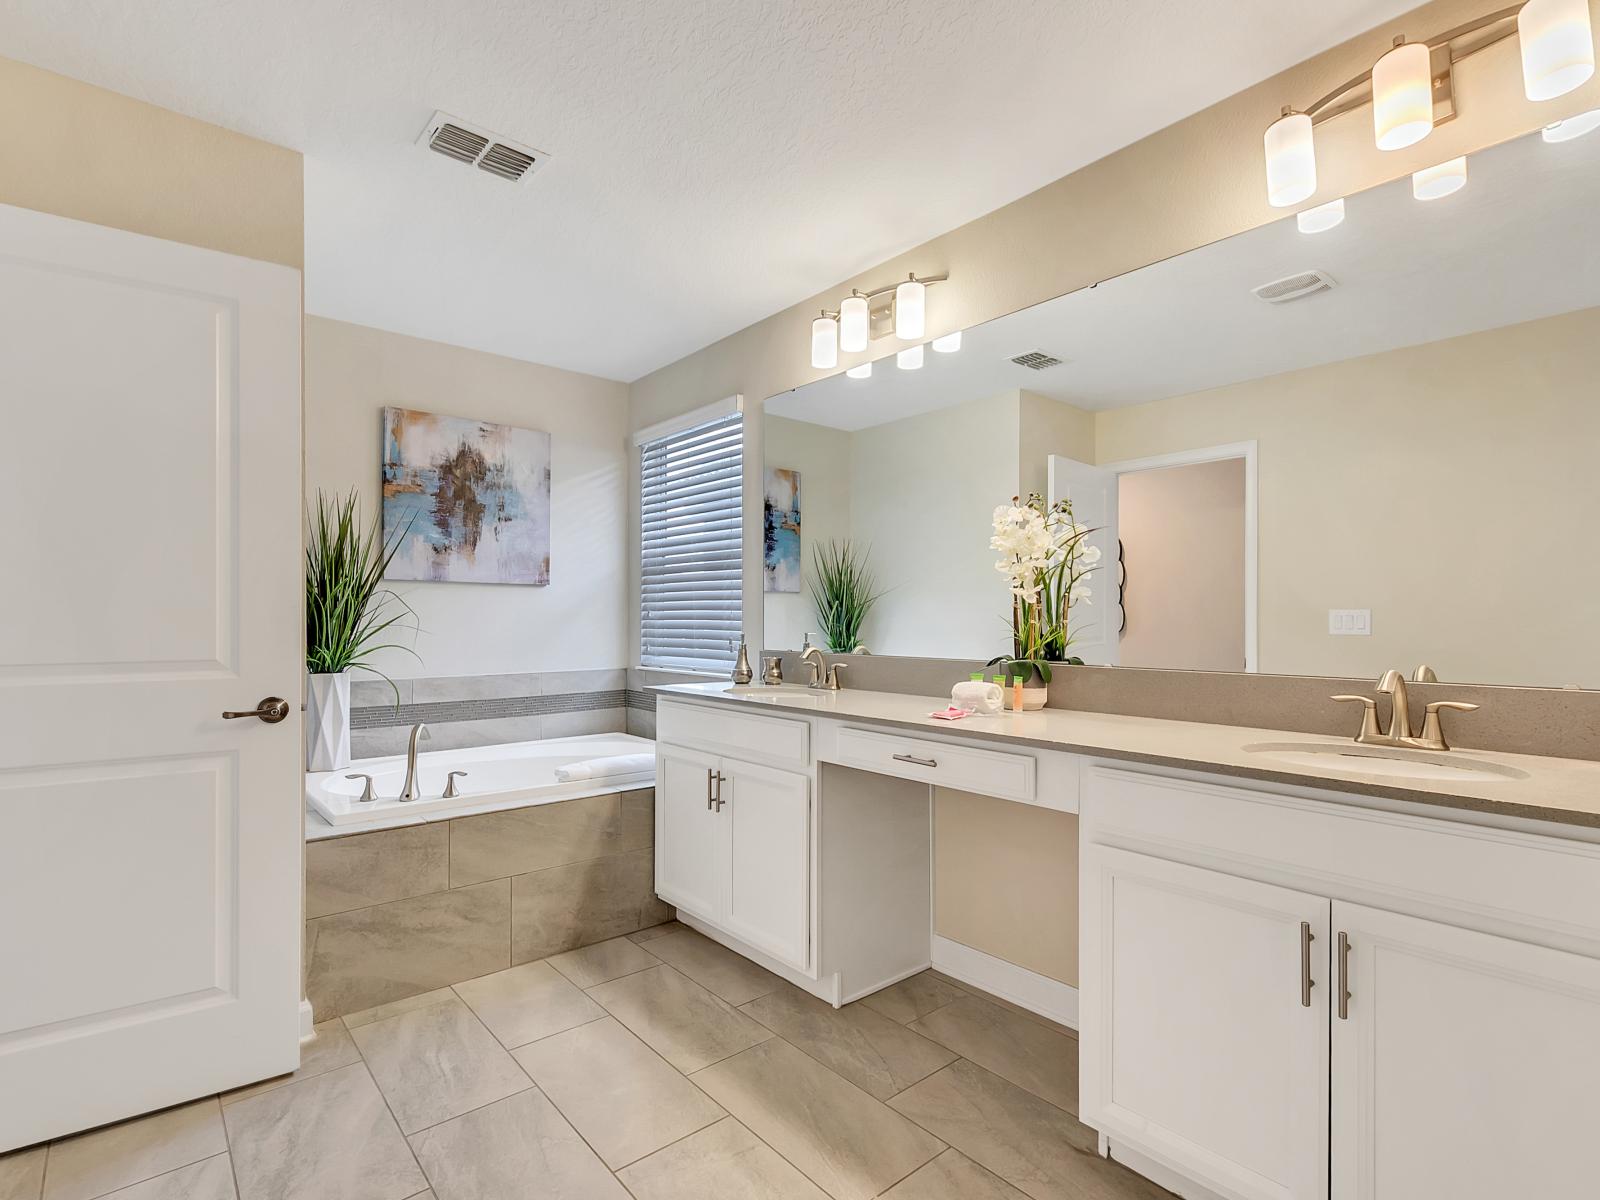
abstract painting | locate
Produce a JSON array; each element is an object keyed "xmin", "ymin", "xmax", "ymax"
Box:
[
  {"xmin": 381, "ymin": 407, "xmax": 551, "ymax": 585},
  {"xmin": 763, "ymin": 466, "xmax": 801, "ymax": 593}
]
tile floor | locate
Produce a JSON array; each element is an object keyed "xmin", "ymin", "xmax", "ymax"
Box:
[{"xmin": 0, "ymin": 923, "xmax": 1172, "ymax": 1200}]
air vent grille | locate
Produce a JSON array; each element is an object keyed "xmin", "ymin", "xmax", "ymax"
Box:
[
  {"xmin": 1011, "ymin": 351, "xmax": 1064, "ymax": 370},
  {"xmin": 429, "ymin": 122, "xmax": 489, "ymax": 165},
  {"xmin": 479, "ymin": 143, "xmax": 537, "ymax": 181},
  {"xmin": 1252, "ymin": 270, "xmax": 1337, "ymax": 304},
  {"xmin": 417, "ymin": 111, "xmax": 549, "ymax": 183}
]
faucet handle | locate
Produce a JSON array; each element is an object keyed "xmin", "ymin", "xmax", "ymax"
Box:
[
  {"xmin": 344, "ymin": 773, "xmax": 377, "ymax": 803},
  {"xmin": 1417, "ymin": 701, "xmax": 1479, "ymax": 751},
  {"xmin": 1332, "ymin": 695, "xmax": 1382, "ymax": 744},
  {"xmin": 825, "ymin": 663, "xmax": 847, "ymax": 690},
  {"xmin": 443, "ymin": 770, "xmax": 469, "ymax": 799}
]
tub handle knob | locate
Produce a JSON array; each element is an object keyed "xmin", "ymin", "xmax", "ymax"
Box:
[
  {"xmin": 444, "ymin": 770, "xmax": 469, "ymax": 799},
  {"xmin": 344, "ymin": 773, "xmax": 377, "ymax": 803}
]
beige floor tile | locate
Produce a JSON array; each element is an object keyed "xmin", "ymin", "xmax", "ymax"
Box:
[
  {"xmin": 407, "ymin": 1089, "xmax": 628, "ymax": 1199},
  {"xmin": 546, "ymin": 936, "xmax": 660, "ymax": 989},
  {"xmin": 616, "ymin": 1118, "xmax": 829, "ymax": 1200},
  {"xmin": 936, "ymin": 975, "xmax": 1079, "ymax": 1039},
  {"xmin": 641, "ymin": 930, "xmax": 783, "ymax": 1005},
  {"xmin": 858, "ymin": 972, "xmax": 968, "ymax": 1025},
  {"xmin": 0, "ymin": 1147, "xmax": 46, "ymax": 1200},
  {"xmin": 222, "ymin": 1020, "xmax": 362, "ymax": 1104},
  {"xmin": 588, "ymin": 965, "xmax": 772, "ymax": 1073},
  {"xmin": 98, "ymin": 1154, "xmax": 236, "ymax": 1199},
  {"xmin": 342, "ymin": 987, "xmax": 457, "ymax": 1030},
  {"xmin": 349, "ymin": 997, "xmax": 532, "ymax": 1134},
  {"xmin": 44, "ymin": 1099, "xmax": 226, "ymax": 1200},
  {"xmin": 740, "ymin": 983, "xmax": 957, "ymax": 1100},
  {"xmin": 882, "ymin": 1148, "xmax": 1028, "ymax": 1199},
  {"xmin": 628, "ymin": 921, "xmax": 686, "ymax": 943},
  {"xmin": 512, "ymin": 1017, "xmax": 724, "ymax": 1168},
  {"xmin": 692, "ymin": 1038, "xmax": 945, "ymax": 1200},
  {"xmin": 909, "ymin": 996, "xmax": 1078, "ymax": 1112},
  {"xmin": 452, "ymin": 961, "xmax": 605, "ymax": 1049},
  {"xmin": 888, "ymin": 1061, "xmax": 1169, "ymax": 1200},
  {"xmin": 222, "ymin": 1064, "xmax": 426, "ymax": 1200}
]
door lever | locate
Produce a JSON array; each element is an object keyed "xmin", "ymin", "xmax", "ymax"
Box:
[{"xmin": 222, "ymin": 697, "xmax": 291, "ymax": 723}]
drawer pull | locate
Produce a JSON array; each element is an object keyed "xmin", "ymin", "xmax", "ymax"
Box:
[{"xmin": 892, "ymin": 753, "xmax": 939, "ymax": 768}]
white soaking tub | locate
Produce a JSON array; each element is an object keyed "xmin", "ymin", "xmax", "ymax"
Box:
[{"xmin": 306, "ymin": 733, "xmax": 656, "ymax": 830}]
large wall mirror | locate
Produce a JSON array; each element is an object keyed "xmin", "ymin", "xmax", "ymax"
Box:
[{"xmin": 762, "ymin": 126, "xmax": 1600, "ymax": 689}]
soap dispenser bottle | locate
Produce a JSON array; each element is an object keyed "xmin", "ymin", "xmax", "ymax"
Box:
[{"xmin": 732, "ymin": 637, "xmax": 753, "ymax": 684}]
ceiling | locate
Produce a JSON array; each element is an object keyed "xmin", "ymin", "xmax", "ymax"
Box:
[
  {"xmin": 0, "ymin": 0, "xmax": 1419, "ymax": 381},
  {"xmin": 768, "ymin": 126, "xmax": 1600, "ymax": 430}
]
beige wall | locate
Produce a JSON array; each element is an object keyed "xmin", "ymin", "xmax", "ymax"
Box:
[
  {"xmin": 1119, "ymin": 458, "xmax": 1247, "ymax": 673},
  {"xmin": 1018, "ymin": 391, "xmax": 1095, "ymax": 499},
  {"xmin": 0, "ymin": 55, "xmax": 302, "ymax": 269},
  {"xmin": 305, "ymin": 317, "xmax": 632, "ymax": 679}
]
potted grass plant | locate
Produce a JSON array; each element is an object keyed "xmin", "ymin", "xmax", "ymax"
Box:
[
  {"xmin": 304, "ymin": 491, "xmax": 418, "ymax": 771},
  {"xmin": 808, "ymin": 540, "xmax": 883, "ymax": 654}
]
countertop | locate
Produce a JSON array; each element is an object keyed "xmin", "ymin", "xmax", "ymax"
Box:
[{"xmin": 653, "ymin": 682, "xmax": 1600, "ymax": 832}]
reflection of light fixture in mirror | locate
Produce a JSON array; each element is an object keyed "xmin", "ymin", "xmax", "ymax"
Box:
[
  {"xmin": 811, "ymin": 313, "xmax": 837, "ymax": 370},
  {"xmin": 932, "ymin": 330, "xmax": 963, "ymax": 353},
  {"xmin": 1544, "ymin": 108, "xmax": 1600, "ymax": 140},
  {"xmin": 1413, "ymin": 155, "xmax": 1467, "ymax": 200},
  {"xmin": 1296, "ymin": 198, "xmax": 1346, "ymax": 234},
  {"xmin": 846, "ymin": 361, "xmax": 872, "ymax": 379},
  {"xmin": 1264, "ymin": 110, "xmax": 1316, "ymax": 207},
  {"xmin": 839, "ymin": 294, "xmax": 869, "ymax": 353},
  {"xmin": 1520, "ymin": 0, "xmax": 1595, "ymax": 101},
  {"xmin": 895, "ymin": 277, "xmax": 926, "ymax": 340},
  {"xmin": 897, "ymin": 345, "xmax": 924, "ymax": 370},
  {"xmin": 1373, "ymin": 37, "xmax": 1434, "ymax": 150}
]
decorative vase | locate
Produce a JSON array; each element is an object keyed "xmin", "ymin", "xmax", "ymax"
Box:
[
  {"xmin": 306, "ymin": 670, "xmax": 352, "ymax": 772},
  {"xmin": 1020, "ymin": 663, "xmax": 1050, "ymax": 711}
]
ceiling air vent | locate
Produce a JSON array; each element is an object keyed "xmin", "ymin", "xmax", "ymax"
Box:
[
  {"xmin": 1252, "ymin": 269, "xmax": 1337, "ymax": 304},
  {"xmin": 416, "ymin": 111, "xmax": 549, "ymax": 183},
  {"xmin": 1011, "ymin": 351, "xmax": 1064, "ymax": 370}
]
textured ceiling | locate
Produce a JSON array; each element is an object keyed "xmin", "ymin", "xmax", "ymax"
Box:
[{"xmin": 0, "ymin": 0, "xmax": 1418, "ymax": 380}]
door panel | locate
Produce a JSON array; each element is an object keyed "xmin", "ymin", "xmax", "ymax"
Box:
[
  {"xmin": 1331, "ymin": 902, "xmax": 1600, "ymax": 1199},
  {"xmin": 722, "ymin": 762, "xmax": 810, "ymax": 971},
  {"xmin": 655, "ymin": 746, "xmax": 724, "ymax": 922},
  {"xmin": 0, "ymin": 204, "xmax": 303, "ymax": 1150},
  {"xmin": 1047, "ymin": 453, "xmax": 1121, "ymax": 663},
  {"xmin": 1081, "ymin": 845, "xmax": 1329, "ymax": 1200}
]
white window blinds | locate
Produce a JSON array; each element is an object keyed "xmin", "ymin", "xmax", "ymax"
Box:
[{"xmin": 639, "ymin": 411, "xmax": 744, "ymax": 672}]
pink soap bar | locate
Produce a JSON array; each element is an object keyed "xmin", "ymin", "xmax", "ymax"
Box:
[{"xmin": 928, "ymin": 706, "xmax": 969, "ymax": 721}]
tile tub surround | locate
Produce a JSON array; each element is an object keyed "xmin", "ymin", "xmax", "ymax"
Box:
[{"xmin": 304, "ymin": 787, "xmax": 672, "ymax": 1019}]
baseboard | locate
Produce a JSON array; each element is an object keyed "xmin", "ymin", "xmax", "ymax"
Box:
[
  {"xmin": 299, "ymin": 998, "xmax": 315, "ymax": 1041},
  {"xmin": 930, "ymin": 935, "xmax": 1079, "ymax": 1030},
  {"xmin": 1103, "ymin": 1139, "xmax": 1229, "ymax": 1200}
]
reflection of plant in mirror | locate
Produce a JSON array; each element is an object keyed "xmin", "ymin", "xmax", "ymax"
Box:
[
  {"xmin": 988, "ymin": 493, "xmax": 1100, "ymax": 683},
  {"xmin": 808, "ymin": 539, "xmax": 883, "ymax": 654}
]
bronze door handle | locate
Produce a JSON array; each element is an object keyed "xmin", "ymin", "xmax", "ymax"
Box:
[{"xmin": 222, "ymin": 697, "xmax": 291, "ymax": 723}]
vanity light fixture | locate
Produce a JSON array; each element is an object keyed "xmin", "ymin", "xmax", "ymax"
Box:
[
  {"xmin": 839, "ymin": 294, "xmax": 870, "ymax": 353},
  {"xmin": 1296, "ymin": 198, "xmax": 1347, "ymax": 233},
  {"xmin": 894, "ymin": 277, "xmax": 927, "ymax": 340},
  {"xmin": 1264, "ymin": 2, "xmax": 1596, "ymax": 206},
  {"xmin": 932, "ymin": 330, "xmax": 963, "ymax": 352},
  {"xmin": 805, "ymin": 272, "xmax": 948, "ymax": 365},
  {"xmin": 846, "ymin": 361, "xmax": 873, "ymax": 379},
  {"xmin": 1413, "ymin": 155, "xmax": 1468, "ymax": 199},
  {"xmin": 897, "ymin": 345, "xmax": 925, "ymax": 370},
  {"xmin": 1543, "ymin": 107, "xmax": 1600, "ymax": 139},
  {"xmin": 811, "ymin": 312, "xmax": 838, "ymax": 370}
]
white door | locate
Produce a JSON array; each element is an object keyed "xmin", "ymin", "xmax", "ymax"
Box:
[
  {"xmin": 1080, "ymin": 846, "xmax": 1329, "ymax": 1200},
  {"xmin": 0, "ymin": 205, "xmax": 304, "ymax": 1150},
  {"xmin": 655, "ymin": 745, "xmax": 724, "ymax": 922},
  {"xmin": 721, "ymin": 761, "xmax": 810, "ymax": 971},
  {"xmin": 1330, "ymin": 902, "xmax": 1600, "ymax": 1199},
  {"xmin": 1047, "ymin": 454, "xmax": 1121, "ymax": 664}
]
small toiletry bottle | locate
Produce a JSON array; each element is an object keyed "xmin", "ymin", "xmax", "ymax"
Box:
[
  {"xmin": 1012, "ymin": 676, "xmax": 1023, "ymax": 711},
  {"xmin": 992, "ymin": 674, "xmax": 1009, "ymax": 710}
]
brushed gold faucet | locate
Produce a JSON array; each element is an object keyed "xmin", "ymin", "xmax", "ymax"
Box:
[{"xmin": 1332, "ymin": 669, "xmax": 1479, "ymax": 751}]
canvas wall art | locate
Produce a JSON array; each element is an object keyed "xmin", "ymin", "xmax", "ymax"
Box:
[
  {"xmin": 382, "ymin": 407, "xmax": 552, "ymax": 585},
  {"xmin": 763, "ymin": 466, "xmax": 801, "ymax": 593}
]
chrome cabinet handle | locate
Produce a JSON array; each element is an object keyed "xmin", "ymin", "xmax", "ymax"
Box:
[
  {"xmin": 1300, "ymin": 921, "xmax": 1315, "ymax": 1007},
  {"xmin": 707, "ymin": 768, "xmax": 715, "ymax": 810},
  {"xmin": 444, "ymin": 770, "xmax": 469, "ymax": 799},
  {"xmin": 222, "ymin": 696, "xmax": 290, "ymax": 723},
  {"xmin": 344, "ymin": 773, "xmax": 377, "ymax": 803},
  {"xmin": 892, "ymin": 753, "xmax": 938, "ymax": 768},
  {"xmin": 1337, "ymin": 931, "xmax": 1352, "ymax": 1020},
  {"xmin": 712, "ymin": 770, "xmax": 725, "ymax": 812}
]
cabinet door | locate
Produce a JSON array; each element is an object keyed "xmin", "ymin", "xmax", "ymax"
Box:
[
  {"xmin": 1081, "ymin": 845, "xmax": 1329, "ymax": 1200},
  {"xmin": 721, "ymin": 760, "xmax": 811, "ymax": 971},
  {"xmin": 1330, "ymin": 902, "xmax": 1600, "ymax": 1199},
  {"xmin": 655, "ymin": 745, "xmax": 724, "ymax": 922}
]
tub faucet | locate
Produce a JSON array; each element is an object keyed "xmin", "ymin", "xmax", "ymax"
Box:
[{"xmin": 399, "ymin": 723, "xmax": 430, "ymax": 801}]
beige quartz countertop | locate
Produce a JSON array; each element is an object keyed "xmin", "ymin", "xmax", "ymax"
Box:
[{"xmin": 653, "ymin": 682, "xmax": 1600, "ymax": 832}]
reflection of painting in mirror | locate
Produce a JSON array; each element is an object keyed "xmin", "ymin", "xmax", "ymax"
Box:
[{"xmin": 764, "ymin": 467, "xmax": 802, "ymax": 593}]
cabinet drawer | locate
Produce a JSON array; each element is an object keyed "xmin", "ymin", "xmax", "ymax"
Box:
[
  {"xmin": 657, "ymin": 699, "xmax": 811, "ymax": 769},
  {"xmin": 832, "ymin": 726, "xmax": 1035, "ymax": 802}
]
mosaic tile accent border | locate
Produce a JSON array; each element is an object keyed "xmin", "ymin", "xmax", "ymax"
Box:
[{"xmin": 352, "ymin": 688, "xmax": 656, "ymax": 730}]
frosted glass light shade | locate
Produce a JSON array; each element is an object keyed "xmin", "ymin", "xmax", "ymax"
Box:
[
  {"xmin": 1413, "ymin": 156, "xmax": 1467, "ymax": 200},
  {"xmin": 932, "ymin": 330, "xmax": 963, "ymax": 353},
  {"xmin": 1296, "ymin": 198, "xmax": 1346, "ymax": 234},
  {"xmin": 1544, "ymin": 108, "xmax": 1600, "ymax": 141},
  {"xmin": 895, "ymin": 278, "xmax": 926, "ymax": 340},
  {"xmin": 1520, "ymin": 0, "xmax": 1596, "ymax": 102},
  {"xmin": 846, "ymin": 361, "xmax": 873, "ymax": 379},
  {"xmin": 839, "ymin": 295, "xmax": 870, "ymax": 352},
  {"xmin": 1264, "ymin": 111, "xmax": 1316, "ymax": 207},
  {"xmin": 811, "ymin": 315, "xmax": 838, "ymax": 369},
  {"xmin": 1373, "ymin": 39, "xmax": 1434, "ymax": 150},
  {"xmin": 896, "ymin": 345, "xmax": 924, "ymax": 370}
]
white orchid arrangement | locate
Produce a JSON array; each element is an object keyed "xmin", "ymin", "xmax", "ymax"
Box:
[{"xmin": 988, "ymin": 493, "xmax": 1101, "ymax": 683}]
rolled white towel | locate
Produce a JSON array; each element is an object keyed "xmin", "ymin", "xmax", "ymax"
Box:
[{"xmin": 554, "ymin": 752, "xmax": 656, "ymax": 784}]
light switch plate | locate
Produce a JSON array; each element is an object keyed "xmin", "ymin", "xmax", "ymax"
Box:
[{"xmin": 1329, "ymin": 608, "xmax": 1372, "ymax": 636}]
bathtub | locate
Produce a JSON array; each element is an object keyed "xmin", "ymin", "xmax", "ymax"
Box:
[{"xmin": 306, "ymin": 733, "xmax": 657, "ymax": 829}]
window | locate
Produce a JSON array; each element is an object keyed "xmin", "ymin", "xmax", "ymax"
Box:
[{"xmin": 639, "ymin": 411, "xmax": 743, "ymax": 672}]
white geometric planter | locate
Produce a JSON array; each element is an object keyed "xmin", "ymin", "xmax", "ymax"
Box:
[{"xmin": 306, "ymin": 670, "xmax": 352, "ymax": 772}]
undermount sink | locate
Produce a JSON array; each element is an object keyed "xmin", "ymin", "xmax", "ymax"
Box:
[
  {"xmin": 1242, "ymin": 741, "xmax": 1529, "ymax": 783},
  {"xmin": 728, "ymin": 684, "xmax": 831, "ymax": 707}
]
